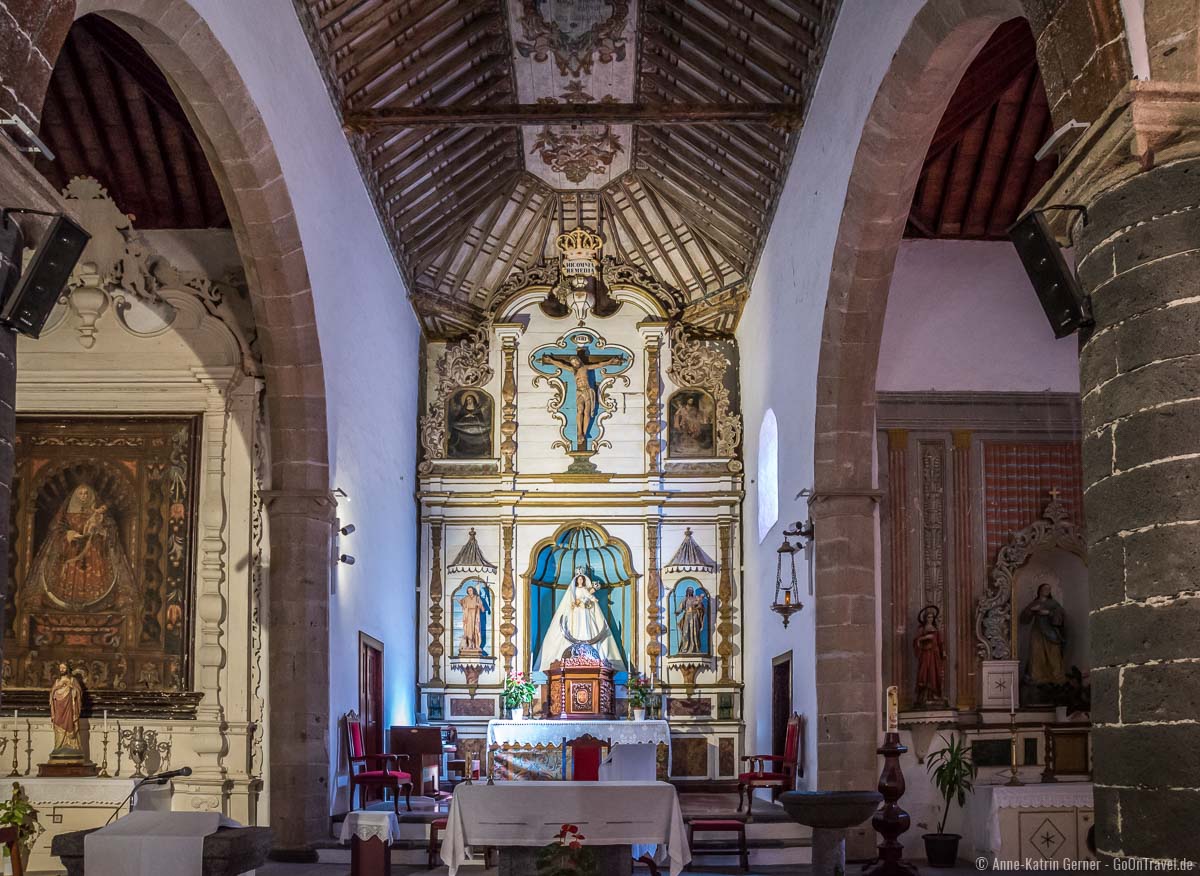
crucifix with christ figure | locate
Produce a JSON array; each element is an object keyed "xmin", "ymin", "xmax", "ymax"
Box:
[{"xmin": 530, "ymin": 329, "xmax": 633, "ymax": 472}]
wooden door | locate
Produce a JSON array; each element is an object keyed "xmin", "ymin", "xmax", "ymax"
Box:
[
  {"xmin": 771, "ymin": 651, "xmax": 792, "ymax": 758},
  {"xmin": 359, "ymin": 633, "xmax": 384, "ymax": 756}
]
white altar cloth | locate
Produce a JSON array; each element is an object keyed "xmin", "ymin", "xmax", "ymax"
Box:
[
  {"xmin": 339, "ymin": 810, "xmax": 402, "ymax": 844},
  {"xmin": 85, "ymin": 811, "xmax": 221, "ymax": 876},
  {"xmin": 486, "ymin": 718, "xmax": 671, "ymax": 748},
  {"xmin": 442, "ymin": 780, "xmax": 690, "ymax": 876},
  {"xmin": 969, "ymin": 782, "xmax": 1094, "ymax": 852}
]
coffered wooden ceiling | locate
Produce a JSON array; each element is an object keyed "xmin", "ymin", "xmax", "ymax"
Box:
[
  {"xmin": 295, "ymin": 0, "xmax": 840, "ymax": 337},
  {"xmin": 906, "ymin": 18, "xmax": 1057, "ymax": 241}
]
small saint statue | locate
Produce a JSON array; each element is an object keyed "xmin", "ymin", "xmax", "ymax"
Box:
[
  {"xmin": 1021, "ymin": 576, "xmax": 1067, "ymax": 688},
  {"xmin": 675, "ymin": 586, "xmax": 707, "ymax": 655},
  {"xmin": 458, "ymin": 584, "xmax": 487, "ymax": 655},
  {"xmin": 49, "ymin": 663, "xmax": 84, "ymax": 757},
  {"xmin": 913, "ymin": 605, "xmax": 947, "ymax": 707}
]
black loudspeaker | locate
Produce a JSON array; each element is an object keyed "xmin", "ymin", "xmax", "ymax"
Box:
[
  {"xmin": 1008, "ymin": 211, "xmax": 1090, "ymax": 339},
  {"xmin": 0, "ymin": 212, "xmax": 90, "ymax": 338}
]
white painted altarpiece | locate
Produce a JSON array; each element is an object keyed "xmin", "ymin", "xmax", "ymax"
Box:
[
  {"xmin": 417, "ymin": 228, "xmax": 745, "ymax": 782},
  {"xmin": 6, "ymin": 179, "xmax": 267, "ymax": 872}
]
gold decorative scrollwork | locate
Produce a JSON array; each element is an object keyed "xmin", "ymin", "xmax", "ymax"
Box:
[
  {"xmin": 667, "ymin": 326, "xmax": 743, "ymax": 460},
  {"xmin": 419, "ymin": 323, "xmax": 494, "ymax": 473}
]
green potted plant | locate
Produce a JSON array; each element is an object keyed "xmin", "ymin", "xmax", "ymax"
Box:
[
  {"xmin": 627, "ymin": 674, "xmax": 652, "ymax": 720},
  {"xmin": 0, "ymin": 782, "xmax": 41, "ymax": 875},
  {"xmin": 924, "ymin": 734, "xmax": 976, "ymax": 867},
  {"xmin": 502, "ymin": 670, "xmax": 537, "ymax": 720}
]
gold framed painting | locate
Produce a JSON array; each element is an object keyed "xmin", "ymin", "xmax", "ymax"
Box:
[{"xmin": 3, "ymin": 417, "xmax": 203, "ymax": 717}]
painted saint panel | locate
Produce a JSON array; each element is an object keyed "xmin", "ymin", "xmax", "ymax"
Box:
[
  {"xmin": 446, "ymin": 389, "xmax": 494, "ymax": 459},
  {"xmin": 669, "ymin": 578, "xmax": 711, "ymax": 657},
  {"xmin": 4, "ymin": 417, "xmax": 199, "ymax": 701},
  {"xmin": 668, "ymin": 390, "xmax": 715, "ymax": 458}
]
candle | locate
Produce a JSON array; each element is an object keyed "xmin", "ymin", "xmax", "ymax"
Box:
[
  {"xmin": 886, "ymin": 685, "xmax": 899, "ymax": 733},
  {"xmin": 104, "ymin": 710, "xmax": 109, "ymax": 733},
  {"xmin": 1010, "ymin": 681, "xmax": 1015, "ymax": 714},
  {"xmin": 784, "ymin": 590, "xmax": 792, "ymax": 606}
]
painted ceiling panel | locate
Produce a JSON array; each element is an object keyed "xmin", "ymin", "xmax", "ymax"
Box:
[{"xmin": 295, "ymin": 0, "xmax": 840, "ymax": 337}]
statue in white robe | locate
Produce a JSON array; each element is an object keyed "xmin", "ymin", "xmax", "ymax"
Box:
[{"xmin": 537, "ymin": 569, "xmax": 625, "ymax": 670}]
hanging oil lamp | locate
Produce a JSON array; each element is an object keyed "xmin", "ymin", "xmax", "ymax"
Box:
[{"xmin": 772, "ymin": 532, "xmax": 804, "ymax": 627}]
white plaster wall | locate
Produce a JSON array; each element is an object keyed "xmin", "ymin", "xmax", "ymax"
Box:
[
  {"xmin": 79, "ymin": 0, "xmax": 423, "ymax": 810},
  {"xmin": 737, "ymin": 0, "xmax": 929, "ymax": 796},
  {"xmin": 876, "ymin": 239, "xmax": 1081, "ymax": 393}
]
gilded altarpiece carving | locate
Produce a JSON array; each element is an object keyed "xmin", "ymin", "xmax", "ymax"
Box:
[{"xmin": 417, "ymin": 247, "xmax": 744, "ymax": 781}]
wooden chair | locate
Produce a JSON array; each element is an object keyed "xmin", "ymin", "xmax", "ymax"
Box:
[
  {"xmin": 345, "ymin": 710, "xmax": 412, "ymax": 814},
  {"xmin": 0, "ymin": 826, "xmax": 22, "ymax": 876},
  {"xmin": 565, "ymin": 733, "xmax": 610, "ymax": 781},
  {"xmin": 687, "ymin": 818, "xmax": 748, "ymax": 872},
  {"xmin": 737, "ymin": 712, "xmax": 804, "ymax": 813}
]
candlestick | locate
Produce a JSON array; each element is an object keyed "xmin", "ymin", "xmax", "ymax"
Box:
[
  {"xmin": 98, "ymin": 729, "xmax": 111, "ymax": 778},
  {"xmin": 885, "ymin": 685, "xmax": 899, "ymax": 733},
  {"xmin": 7, "ymin": 726, "xmax": 18, "ymax": 777},
  {"xmin": 23, "ymin": 720, "xmax": 32, "ymax": 776},
  {"xmin": 1005, "ymin": 712, "xmax": 1024, "ymax": 787}
]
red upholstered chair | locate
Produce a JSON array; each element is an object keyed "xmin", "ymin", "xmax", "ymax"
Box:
[
  {"xmin": 737, "ymin": 712, "xmax": 804, "ymax": 813},
  {"xmin": 345, "ymin": 711, "xmax": 413, "ymax": 814},
  {"xmin": 565, "ymin": 734, "xmax": 610, "ymax": 782}
]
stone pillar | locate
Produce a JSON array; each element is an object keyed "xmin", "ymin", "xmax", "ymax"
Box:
[
  {"xmin": 1035, "ymin": 82, "xmax": 1200, "ymax": 863},
  {"xmin": 810, "ymin": 492, "xmax": 881, "ymax": 859},
  {"xmin": 262, "ymin": 489, "xmax": 335, "ymax": 860}
]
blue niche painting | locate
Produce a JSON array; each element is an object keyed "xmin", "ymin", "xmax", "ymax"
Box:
[
  {"xmin": 451, "ymin": 578, "xmax": 492, "ymax": 657},
  {"xmin": 669, "ymin": 579, "xmax": 711, "ymax": 657},
  {"xmin": 530, "ymin": 329, "xmax": 633, "ymax": 458}
]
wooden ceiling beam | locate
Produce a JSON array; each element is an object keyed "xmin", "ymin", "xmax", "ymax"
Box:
[
  {"xmin": 410, "ymin": 170, "xmax": 523, "ymax": 269},
  {"xmin": 637, "ymin": 176, "xmax": 722, "ymax": 287},
  {"xmin": 626, "ymin": 175, "xmax": 706, "ymax": 293},
  {"xmin": 652, "ymin": 3, "xmax": 805, "ymax": 97},
  {"xmin": 639, "ymin": 135, "xmax": 768, "ymax": 220},
  {"xmin": 367, "ymin": 73, "xmax": 513, "ymax": 163},
  {"xmin": 640, "ymin": 127, "xmax": 771, "ymax": 210},
  {"xmin": 644, "ymin": 8, "xmax": 783, "ymax": 101},
  {"xmin": 619, "ymin": 177, "xmax": 692, "ymax": 294},
  {"xmin": 350, "ymin": 12, "xmax": 506, "ymax": 108},
  {"xmin": 402, "ymin": 154, "xmax": 520, "ymax": 252},
  {"xmin": 636, "ymin": 168, "xmax": 754, "ymax": 269},
  {"xmin": 343, "ymin": 101, "xmax": 802, "ymax": 129},
  {"xmin": 699, "ymin": 0, "xmax": 817, "ymax": 55}
]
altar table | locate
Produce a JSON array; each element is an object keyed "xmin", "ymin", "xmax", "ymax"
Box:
[
  {"xmin": 441, "ymin": 780, "xmax": 690, "ymax": 876},
  {"xmin": 966, "ymin": 782, "xmax": 1094, "ymax": 862},
  {"xmin": 486, "ymin": 718, "xmax": 671, "ymax": 748}
]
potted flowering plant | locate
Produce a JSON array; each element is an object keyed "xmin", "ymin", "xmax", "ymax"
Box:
[
  {"xmin": 536, "ymin": 823, "xmax": 598, "ymax": 876},
  {"xmin": 627, "ymin": 674, "xmax": 652, "ymax": 720},
  {"xmin": 502, "ymin": 670, "xmax": 537, "ymax": 720},
  {"xmin": 0, "ymin": 783, "xmax": 40, "ymax": 875}
]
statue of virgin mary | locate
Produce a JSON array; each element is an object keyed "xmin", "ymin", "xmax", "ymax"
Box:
[{"xmin": 537, "ymin": 569, "xmax": 625, "ymax": 670}]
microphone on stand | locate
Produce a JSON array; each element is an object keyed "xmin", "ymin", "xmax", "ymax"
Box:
[{"xmin": 105, "ymin": 767, "xmax": 193, "ymax": 825}]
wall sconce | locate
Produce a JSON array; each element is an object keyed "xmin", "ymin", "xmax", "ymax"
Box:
[{"xmin": 772, "ymin": 521, "xmax": 813, "ymax": 628}]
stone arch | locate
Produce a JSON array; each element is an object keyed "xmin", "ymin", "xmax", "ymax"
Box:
[
  {"xmin": 32, "ymin": 1, "xmax": 333, "ymax": 856},
  {"xmin": 809, "ymin": 0, "xmax": 1024, "ymax": 811}
]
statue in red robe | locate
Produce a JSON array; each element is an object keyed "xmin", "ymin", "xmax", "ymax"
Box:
[
  {"xmin": 913, "ymin": 604, "xmax": 947, "ymax": 707},
  {"xmin": 49, "ymin": 664, "xmax": 83, "ymax": 756}
]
